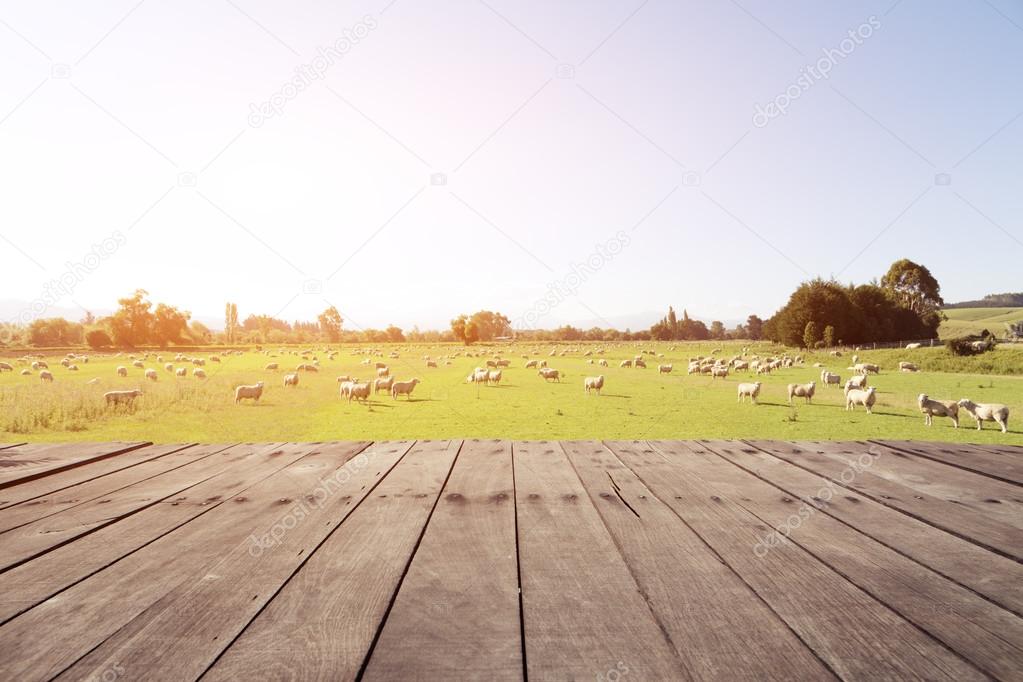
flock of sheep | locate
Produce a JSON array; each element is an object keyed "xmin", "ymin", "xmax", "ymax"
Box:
[{"xmin": 0, "ymin": 343, "xmax": 1012, "ymax": 433}]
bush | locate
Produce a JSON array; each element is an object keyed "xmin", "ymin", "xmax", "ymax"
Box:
[
  {"xmin": 85, "ymin": 329, "xmax": 113, "ymax": 349},
  {"xmin": 946, "ymin": 336, "xmax": 993, "ymax": 357}
]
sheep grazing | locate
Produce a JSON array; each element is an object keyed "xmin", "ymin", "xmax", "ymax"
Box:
[
  {"xmin": 844, "ymin": 375, "xmax": 867, "ymax": 392},
  {"xmin": 296, "ymin": 363, "xmax": 318, "ymax": 373},
  {"xmin": 957, "ymin": 399, "xmax": 1009, "ymax": 433},
  {"xmin": 899, "ymin": 361, "xmax": 920, "ymax": 373},
  {"xmin": 234, "ymin": 382, "xmax": 265, "ymax": 403},
  {"xmin": 346, "ymin": 382, "xmax": 371, "ymax": 402},
  {"xmin": 525, "ymin": 359, "xmax": 539, "ymax": 369},
  {"xmin": 391, "ymin": 378, "xmax": 420, "ymax": 400},
  {"xmin": 0, "ymin": 362, "xmax": 12, "ymax": 372},
  {"xmin": 658, "ymin": 364, "xmax": 673, "ymax": 374},
  {"xmin": 426, "ymin": 360, "xmax": 438, "ymax": 368},
  {"xmin": 145, "ymin": 369, "xmax": 158, "ymax": 382},
  {"xmin": 820, "ymin": 371, "xmax": 841, "ymax": 388},
  {"xmin": 538, "ymin": 368, "xmax": 561, "ymax": 382},
  {"xmin": 132, "ymin": 360, "xmax": 144, "ymax": 369},
  {"xmin": 210, "ymin": 355, "xmax": 221, "ymax": 363},
  {"xmin": 283, "ymin": 373, "xmax": 299, "ymax": 388},
  {"xmin": 598, "ymin": 359, "xmax": 609, "ymax": 367},
  {"xmin": 176, "ymin": 368, "xmax": 187, "ymax": 377},
  {"xmin": 711, "ymin": 366, "xmax": 729, "ymax": 379},
  {"xmin": 620, "ymin": 359, "xmax": 632, "ymax": 368},
  {"xmin": 737, "ymin": 382, "xmax": 761, "ymax": 404},
  {"xmin": 487, "ymin": 370, "xmax": 503, "ymax": 385},
  {"xmin": 584, "ymin": 375, "xmax": 605, "ymax": 395},
  {"xmin": 918, "ymin": 394, "xmax": 958, "ymax": 428},
  {"xmin": 846, "ymin": 387, "xmax": 877, "ymax": 413},
  {"xmin": 732, "ymin": 360, "xmax": 749, "ymax": 372},
  {"xmin": 634, "ymin": 358, "xmax": 647, "ymax": 369},
  {"xmin": 115, "ymin": 366, "xmax": 128, "ymax": 377},
  {"xmin": 193, "ymin": 369, "xmax": 207, "ymax": 379},
  {"xmin": 164, "ymin": 363, "xmax": 174, "ymax": 372},
  {"xmin": 67, "ymin": 364, "xmax": 79, "ymax": 371},
  {"xmin": 20, "ymin": 369, "xmax": 31, "ymax": 376},
  {"xmin": 105, "ymin": 389, "xmax": 142, "ymax": 406},
  {"xmin": 39, "ymin": 370, "xmax": 54, "ymax": 382},
  {"xmin": 33, "ymin": 360, "xmax": 48, "ymax": 369},
  {"xmin": 855, "ymin": 363, "xmax": 880, "ymax": 375},
  {"xmin": 787, "ymin": 381, "xmax": 816, "ymax": 404},
  {"xmin": 265, "ymin": 363, "xmax": 279, "ymax": 371},
  {"xmin": 374, "ymin": 376, "xmax": 395, "ymax": 394},
  {"xmin": 495, "ymin": 359, "xmax": 511, "ymax": 368},
  {"xmin": 376, "ymin": 367, "xmax": 390, "ymax": 378},
  {"xmin": 906, "ymin": 342, "xmax": 922, "ymax": 349}
]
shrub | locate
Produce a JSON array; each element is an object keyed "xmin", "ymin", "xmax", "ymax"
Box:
[{"xmin": 85, "ymin": 329, "xmax": 113, "ymax": 350}]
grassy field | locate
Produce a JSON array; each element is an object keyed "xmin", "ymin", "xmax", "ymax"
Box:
[
  {"xmin": 940, "ymin": 307, "xmax": 1023, "ymax": 338},
  {"xmin": 2, "ymin": 341, "xmax": 1021, "ymax": 445}
]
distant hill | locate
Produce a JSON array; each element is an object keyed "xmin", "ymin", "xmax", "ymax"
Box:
[
  {"xmin": 940, "ymin": 307, "xmax": 1023, "ymax": 338},
  {"xmin": 945, "ymin": 293, "xmax": 1023, "ymax": 308}
]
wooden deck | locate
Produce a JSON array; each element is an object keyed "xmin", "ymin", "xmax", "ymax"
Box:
[{"xmin": 0, "ymin": 439, "xmax": 1021, "ymax": 681}]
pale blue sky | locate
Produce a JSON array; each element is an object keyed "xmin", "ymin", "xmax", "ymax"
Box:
[{"xmin": 1, "ymin": 0, "xmax": 1020, "ymax": 332}]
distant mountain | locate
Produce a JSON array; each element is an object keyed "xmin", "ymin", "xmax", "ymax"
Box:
[{"xmin": 945, "ymin": 293, "xmax": 1023, "ymax": 309}]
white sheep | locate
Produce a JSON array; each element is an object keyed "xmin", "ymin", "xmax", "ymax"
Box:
[
  {"xmin": 348, "ymin": 382, "xmax": 372, "ymax": 402},
  {"xmin": 918, "ymin": 394, "xmax": 958, "ymax": 428},
  {"xmin": 0, "ymin": 362, "xmax": 12, "ymax": 372},
  {"xmin": 39, "ymin": 370, "xmax": 54, "ymax": 382},
  {"xmin": 584, "ymin": 375, "xmax": 604, "ymax": 395},
  {"xmin": 957, "ymin": 399, "xmax": 1009, "ymax": 433},
  {"xmin": 711, "ymin": 366, "xmax": 729, "ymax": 379},
  {"xmin": 234, "ymin": 382, "xmax": 264, "ymax": 403},
  {"xmin": 116, "ymin": 366, "xmax": 128, "ymax": 377},
  {"xmin": 538, "ymin": 368, "xmax": 561, "ymax": 382},
  {"xmin": 821, "ymin": 371, "xmax": 841, "ymax": 388},
  {"xmin": 634, "ymin": 358, "xmax": 647, "ymax": 369},
  {"xmin": 487, "ymin": 370, "xmax": 502, "ymax": 385},
  {"xmin": 193, "ymin": 368, "xmax": 207, "ymax": 379},
  {"xmin": 525, "ymin": 359, "xmax": 539, "ymax": 369},
  {"xmin": 787, "ymin": 381, "xmax": 815, "ymax": 404},
  {"xmin": 145, "ymin": 369, "xmax": 158, "ymax": 382},
  {"xmin": 426, "ymin": 360, "xmax": 438, "ymax": 368},
  {"xmin": 265, "ymin": 362, "xmax": 279, "ymax": 371},
  {"xmin": 105, "ymin": 389, "xmax": 142, "ymax": 406},
  {"xmin": 899, "ymin": 361, "xmax": 919, "ymax": 372},
  {"xmin": 658, "ymin": 364, "xmax": 673, "ymax": 374},
  {"xmin": 620, "ymin": 359, "xmax": 632, "ymax": 368},
  {"xmin": 391, "ymin": 378, "xmax": 420, "ymax": 399},
  {"xmin": 374, "ymin": 376, "xmax": 394, "ymax": 394},
  {"xmin": 846, "ymin": 387, "xmax": 877, "ymax": 413},
  {"xmin": 598, "ymin": 359, "xmax": 608, "ymax": 367},
  {"xmin": 844, "ymin": 375, "xmax": 868, "ymax": 392},
  {"xmin": 283, "ymin": 373, "xmax": 299, "ymax": 387},
  {"xmin": 176, "ymin": 368, "xmax": 187, "ymax": 377},
  {"xmin": 132, "ymin": 360, "xmax": 144, "ymax": 369},
  {"xmin": 164, "ymin": 363, "xmax": 174, "ymax": 372},
  {"xmin": 737, "ymin": 382, "xmax": 761, "ymax": 404},
  {"xmin": 20, "ymin": 369, "xmax": 31, "ymax": 376},
  {"xmin": 377, "ymin": 367, "xmax": 390, "ymax": 378},
  {"xmin": 906, "ymin": 343, "xmax": 922, "ymax": 349}
]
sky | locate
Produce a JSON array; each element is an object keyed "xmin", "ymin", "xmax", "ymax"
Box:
[{"xmin": 1, "ymin": 0, "xmax": 1021, "ymax": 333}]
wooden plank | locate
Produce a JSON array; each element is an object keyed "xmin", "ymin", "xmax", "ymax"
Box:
[
  {"xmin": 513, "ymin": 440, "xmax": 689, "ymax": 681},
  {"xmin": 871, "ymin": 439, "xmax": 1023, "ymax": 486},
  {"xmin": 607, "ymin": 440, "xmax": 985, "ymax": 681},
  {"xmin": 0, "ymin": 443, "xmax": 199, "ymax": 511},
  {"xmin": 0, "ymin": 442, "xmax": 149, "ymax": 489},
  {"xmin": 363, "ymin": 439, "xmax": 522, "ymax": 681},
  {"xmin": 0, "ymin": 443, "xmax": 251, "ymax": 570},
  {"xmin": 689, "ymin": 440, "xmax": 1023, "ymax": 680},
  {"xmin": 746, "ymin": 440, "xmax": 1023, "ymax": 560},
  {"xmin": 203, "ymin": 440, "xmax": 460, "ymax": 682},
  {"xmin": 0, "ymin": 442, "xmax": 303, "ymax": 625},
  {"xmin": 59, "ymin": 440, "xmax": 412, "ymax": 681},
  {"xmin": 722, "ymin": 441, "xmax": 1023, "ymax": 617},
  {"xmin": 560, "ymin": 440, "xmax": 833, "ymax": 681},
  {"xmin": 0, "ymin": 444, "xmax": 217, "ymax": 534}
]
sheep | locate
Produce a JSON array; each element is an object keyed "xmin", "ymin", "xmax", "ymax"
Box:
[
  {"xmin": 539, "ymin": 360, "xmax": 548, "ymax": 368},
  {"xmin": 737, "ymin": 382, "xmax": 761, "ymax": 404},
  {"xmin": 855, "ymin": 363, "xmax": 880, "ymax": 375},
  {"xmin": 234, "ymin": 382, "xmax": 264, "ymax": 403},
  {"xmin": 487, "ymin": 370, "xmax": 503, "ymax": 385},
  {"xmin": 348, "ymin": 382, "xmax": 372, "ymax": 403},
  {"xmin": 20, "ymin": 369, "xmax": 31, "ymax": 376},
  {"xmin": 471, "ymin": 369, "xmax": 490, "ymax": 384},
  {"xmin": 851, "ymin": 354, "xmax": 859, "ymax": 365},
  {"xmin": 820, "ymin": 371, "xmax": 841, "ymax": 388},
  {"xmin": 711, "ymin": 366, "xmax": 729, "ymax": 379},
  {"xmin": 32, "ymin": 360, "xmax": 48, "ymax": 370},
  {"xmin": 377, "ymin": 366, "xmax": 390, "ymax": 378},
  {"xmin": 538, "ymin": 368, "xmax": 561, "ymax": 382},
  {"xmin": 105, "ymin": 388, "xmax": 142, "ymax": 406},
  {"xmin": 193, "ymin": 368, "xmax": 207, "ymax": 379},
  {"xmin": 391, "ymin": 378, "xmax": 420, "ymax": 400},
  {"xmin": 336, "ymin": 375, "xmax": 357, "ymax": 384},
  {"xmin": 495, "ymin": 359, "xmax": 511, "ymax": 368},
  {"xmin": 117, "ymin": 366, "xmax": 128, "ymax": 377},
  {"xmin": 39, "ymin": 370, "xmax": 54, "ymax": 382},
  {"xmin": 658, "ymin": 364, "xmax": 673, "ymax": 374},
  {"xmin": 899, "ymin": 361, "xmax": 919, "ymax": 373},
  {"xmin": 145, "ymin": 369, "xmax": 158, "ymax": 382},
  {"xmin": 598, "ymin": 359, "xmax": 608, "ymax": 367},
  {"xmin": 584, "ymin": 375, "xmax": 605, "ymax": 395},
  {"xmin": 0, "ymin": 362, "xmax": 12, "ymax": 372},
  {"xmin": 732, "ymin": 360, "xmax": 749, "ymax": 372},
  {"xmin": 264, "ymin": 362, "xmax": 279, "ymax": 371},
  {"xmin": 210, "ymin": 355, "xmax": 221, "ymax": 363},
  {"xmin": 846, "ymin": 387, "xmax": 877, "ymax": 413},
  {"xmin": 634, "ymin": 358, "xmax": 647, "ymax": 369},
  {"xmin": 918, "ymin": 394, "xmax": 959, "ymax": 428},
  {"xmin": 426, "ymin": 360, "xmax": 438, "ymax": 368},
  {"xmin": 525, "ymin": 359, "xmax": 539, "ymax": 369},
  {"xmin": 176, "ymin": 368, "xmax": 187, "ymax": 377},
  {"xmin": 620, "ymin": 359, "xmax": 632, "ymax": 368},
  {"xmin": 192, "ymin": 358, "xmax": 206, "ymax": 367},
  {"xmin": 374, "ymin": 376, "xmax": 395, "ymax": 394},
  {"xmin": 844, "ymin": 375, "xmax": 868, "ymax": 392},
  {"xmin": 375, "ymin": 362, "xmax": 388, "ymax": 369},
  {"xmin": 787, "ymin": 381, "xmax": 816, "ymax": 404},
  {"xmin": 67, "ymin": 364, "xmax": 79, "ymax": 371},
  {"xmin": 283, "ymin": 373, "xmax": 299, "ymax": 387},
  {"xmin": 296, "ymin": 363, "xmax": 318, "ymax": 372},
  {"xmin": 906, "ymin": 342, "xmax": 922, "ymax": 349},
  {"xmin": 338, "ymin": 380, "xmax": 356, "ymax": 400},
  {"xmin": 132, "ymin": 360, "xmax": 144, "ymax": 369},
  {"xmin": 957, "ymin": 399, "xmax": 1009, "ymax": 433},
  {"xmin": 164, "ymin": 363, "xmax": 174, "ymax": 372}
]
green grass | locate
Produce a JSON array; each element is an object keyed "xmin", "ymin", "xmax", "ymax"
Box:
[
  {"xmin": 2, "ymin": 341, "xmax": 1021, "ymax": 444},
  {"xmin": 940, "ymin": 307, "xmax": 1023, "ymax": 338}
]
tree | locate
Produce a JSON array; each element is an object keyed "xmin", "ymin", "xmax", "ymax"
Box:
[
  {"xmin": 317, "ymin": 306, "xmax": 343, "ymax": 342},
  {"xmin": 190, "ymin": 321, "xmax": 212, "ymax": 343},
  {"xmin": 803, "ymin": 320, "xmax": 819, "ymax": 349},
  {"xmin": 709, "ymin": 320, "xmax": 726, "ymax": 339},
  {"xmin": 80, "ymin": 311, "xmax": 96, "ymax": 326},
  {"xmin": 881, "ymin": 259, "xmax": 943, "ymax": 316},
  {"xmin": 385, "ymin": 325, "xmax": 405, "ymax": 342},
  {"xmin": 746, "ymin": 315, "xmax": 764, "ymax": 340},
  {"xmin": 151, "ymin": 303, "xmax": 191, "ymax": 347},
  {"xmin": 225, "ymin": 303, "xmax": 239, "ymax": 344},
  {"xmin": 85, "ymin": 329, "xmax": 112, "ymax": 349},
  {"xmin": 822, "ymin": 324, "xmax": 835, "ymax": 348},
  {"xmin": 28, "ymin": 318, "xmax": 83, "ymax": 346},
  {"xmin": 451, "ymin": 311, "xmax": 510, "ymax": 343},
  {"xmin": 106, "ymin": 289, "xmax": 154, "ymax": 347}
]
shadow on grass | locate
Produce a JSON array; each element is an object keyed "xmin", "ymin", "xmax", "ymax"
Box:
[{"xmin": 594, "ymin": 393, "xmax": 631, "ymax": 399}]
